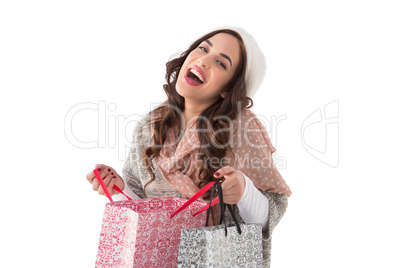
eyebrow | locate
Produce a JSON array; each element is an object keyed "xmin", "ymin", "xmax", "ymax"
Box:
[{"xmin": 204, "ymin": 39, "xmax": 232, "ymax": 67}]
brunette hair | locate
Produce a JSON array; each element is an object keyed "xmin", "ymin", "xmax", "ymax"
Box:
[{"xmin": 142, "ymin": 29, "xmax": 253, "ymax": 198}]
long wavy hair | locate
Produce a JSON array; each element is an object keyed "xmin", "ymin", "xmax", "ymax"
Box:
[{"xmin": 142, "ymin": 29, "xmax": 253, "ymax": 199}]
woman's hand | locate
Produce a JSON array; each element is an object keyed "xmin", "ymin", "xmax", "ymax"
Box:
[
  {"xmin": 213, "ymin": 166, "xmax": 246, "ymax": 204},
  {"xmin": 86, "ymin": 164, "xmax": 125, "ymax": 197}
]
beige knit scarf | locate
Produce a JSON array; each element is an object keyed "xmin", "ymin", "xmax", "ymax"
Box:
[{"xmin": 152, "ymin": 106, "xmax": 292, "ymax": 223}]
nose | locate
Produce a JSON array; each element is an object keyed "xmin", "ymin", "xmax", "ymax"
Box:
[{"xmin": 197, "ymin": 54, "xmax": 211, "ymax": 69}]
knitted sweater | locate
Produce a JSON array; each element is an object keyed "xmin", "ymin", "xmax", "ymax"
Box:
[{"xmin": 121, "ymin": 112, "xmax": 289, "ymax": 267}]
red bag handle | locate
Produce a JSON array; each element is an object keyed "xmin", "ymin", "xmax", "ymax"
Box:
[
  {"xmin": 93, "ymin": 169, "xmax": 132, "ymax": 202},
  {"xmin": 192, "ymin": 197, "xmax": 220, "ymax": 216},
  {"xmin": 170, "ymin": 181, "xmax": 220, "ymax": 218}
]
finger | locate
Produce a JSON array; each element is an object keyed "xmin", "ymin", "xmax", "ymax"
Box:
[
  {"xmin": 94, "ymin": 163, "xmax": 108, "ymax": 170},
  {"xmin": 99, "ymin": 168, "xmax": 110, "ymax": 179},
  {"xmin": 222, "ymin": 180, "xmax": 243, "ymax": 195},
  {"xmin": 91, "ymin": 168, "xmax": 110, "ymax": 191},
  {"xmin": 221, "ymin": 179, "xmax": 237, "ymax": 190},
  {"xmin": 214, "ymin": 165, "xmax": 236, "ymax": 179},
  {"xmin": 222, "ymin": 178, "xmax": 245, "ymax": 193},
  {"xmin": 94, "ymin": 163, "xmax": 116, "ymax": 176},
  {"xmin": 97, "ymin": 174, "xmax": 113, "ymax": 195},
  {"xmin": 91, "ymin": 176, "xmax": 100, "ymax": 191},
  {"xmin": 222, "ymin": 190, "xmax": 243, "ymax": 204},
  {"xmin": 86, "ymin": 166, "xmax": 102, "ymax": 183},
  {"xmin": 92, "ymin": 166, "xmax": 114, "ymax": 192},
  {"xmin": 106, "ymin": 175, "xmax": 116, "ymax": 195},
  {"xmin": 91, "ymin": 169, "xmax": 106, "ymax": 191},
  {"xmin": 86, "ymin": 171, "xmax": 96, "ymax": 184},
  {"xmin": 87, "ymin": 165, "xmax": 103, "ymax": 184},
  {"xmin": 222, "ymin": 197, "xmax": 239, "ymax": 205}
]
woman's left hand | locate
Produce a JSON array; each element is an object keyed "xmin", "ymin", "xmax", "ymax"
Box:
[{"xmin": 213, "ymin": 166, "xmax": 245, "ymax": 204}]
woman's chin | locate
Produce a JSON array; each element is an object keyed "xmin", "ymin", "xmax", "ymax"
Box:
[{"xmin": 176, "ymin": 83, "xmax": 196, "ymax": 98}]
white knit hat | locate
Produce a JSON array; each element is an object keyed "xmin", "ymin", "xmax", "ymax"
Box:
[{"xmin": 212, "ymin": 25, "xmax": 267, "ymax": 99}]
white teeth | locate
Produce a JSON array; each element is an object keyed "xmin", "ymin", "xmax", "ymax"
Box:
[{"xmin": 190, "ymin": 68, "xmax": 205, "ymax": 83}]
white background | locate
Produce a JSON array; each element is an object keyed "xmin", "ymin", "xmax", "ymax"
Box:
[{"xmin": 1, "ymin": 1, "xmax": 401, "ymax": 267}]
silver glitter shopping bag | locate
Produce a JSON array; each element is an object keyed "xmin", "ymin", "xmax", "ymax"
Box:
[{"xmin": 172, "ymin": 181, "xmax": 263, "ymax": 268}]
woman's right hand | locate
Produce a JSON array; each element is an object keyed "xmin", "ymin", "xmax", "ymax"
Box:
[{"xmin": 86, "ymin": 163, "xmax": 125, "ymax": 197}]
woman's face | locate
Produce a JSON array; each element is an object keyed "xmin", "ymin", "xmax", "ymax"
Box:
[{"xmin": 176, "ymin": 33, "xmax": 241, "ymax": 105}]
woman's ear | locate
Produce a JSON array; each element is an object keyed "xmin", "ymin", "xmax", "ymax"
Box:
[{"xmin": 220, "ymin": 91, "xmax": 228, "ymax": 98}]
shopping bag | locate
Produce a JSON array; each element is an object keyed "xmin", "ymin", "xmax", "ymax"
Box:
[
  {"xmin": 93, "ymin": 169, "xmax": 207, "ymax": 268},
  {"xmin": 173, "ymin": 181, "xmax": 263, "ymax": 267}
]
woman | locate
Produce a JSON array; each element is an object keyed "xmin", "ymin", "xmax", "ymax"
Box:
[{"xmin": 86, "ymin": 26, "xmax": 292, "ymax": 267}]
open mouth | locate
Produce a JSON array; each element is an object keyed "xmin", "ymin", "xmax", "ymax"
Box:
[{"xmin": 185, "ymin": 68, "xmax": 205, "ymax": 85}]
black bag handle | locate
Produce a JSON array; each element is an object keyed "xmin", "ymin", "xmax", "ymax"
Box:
[{"xmin": 205, "ymin": 181, "xmax": 242, "ymax": 236}]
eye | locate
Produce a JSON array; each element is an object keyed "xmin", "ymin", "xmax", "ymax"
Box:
[
  {"xmin": 217, "ymin": 60, "xmax": 227, "ymax": 70},
  {"xmin": 198, "ymin": 46, "xmax": 207, "ymax": 52}
]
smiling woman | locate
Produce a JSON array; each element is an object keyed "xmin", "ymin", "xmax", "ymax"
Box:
[
  {"xmin": 86, "ymin": 26, "xmax": 291, "ymax": 268},
  {"xmin": 174, "ymin": 31, "xmax": 246, "ymax": 117},
  {"xmin": 175, "ymin": 32, "xmax": 242, "ymax": 112}
]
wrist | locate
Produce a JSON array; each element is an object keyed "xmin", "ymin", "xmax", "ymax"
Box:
[{"xmin": 237, "ymin": 171, "xmax": 250, "ymax": 205}]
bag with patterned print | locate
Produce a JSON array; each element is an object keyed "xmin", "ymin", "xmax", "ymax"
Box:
[
  {"xmin": 171, "ymin": 181, "xmax": 263, "ymax": 268},
  {"xmin": 92, "ymin": 169, "xmax": 207, "ymax": 268}
]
